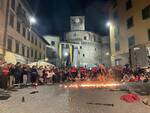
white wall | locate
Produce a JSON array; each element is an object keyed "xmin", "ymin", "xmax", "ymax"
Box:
[{"xmin": 65, "ymin": 31, "xmax": 101, "ymax": 67}]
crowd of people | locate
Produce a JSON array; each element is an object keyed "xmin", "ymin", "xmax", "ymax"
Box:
[
  {"xmin": 113, "ymin": 64, "xmax": 150, "ymax": 83},
  {"xmin": 0, "ymin": 61, "xmax": 150, "ymax": 90},
  {"xmin": 0, "ymin": 62, "xmax": 112, "ymax": 90}
]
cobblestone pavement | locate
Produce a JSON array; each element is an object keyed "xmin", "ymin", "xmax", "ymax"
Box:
[{"xmin": 0, "ymin": 84, "xmax": 150, "ymax": 113}]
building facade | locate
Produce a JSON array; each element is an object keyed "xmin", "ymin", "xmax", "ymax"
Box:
[
  {"xmin": 58, "ymin": 42, "xmax": 79, "ymax": 67},
  {"xmin": 44, "ymin": 35, "xmax": 60, "ymax": 66},
  {"xmin": 109, "ymin": 0, "xmax": 150, "ymax": 66},
  {"xmin": 65, "ymin": 30, "xmax": 101, "ymax": 67},
  {"xmin": 61, "ymin": 16, "xmax": 102, "ymax": 67},
  {"xmin": 0, "ymin": 0, "xmax": 47, "ymax": 64},
  {"xmin": 101, "ymin": 36, "xmax": 111, "ymax": 67}
]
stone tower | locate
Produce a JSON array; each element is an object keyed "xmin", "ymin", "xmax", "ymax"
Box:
[{"xmin": 70, "ymin": 16, "xmax": 85, "ymax": 31}]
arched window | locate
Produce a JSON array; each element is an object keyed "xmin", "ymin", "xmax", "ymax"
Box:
[{"xmin": 84, "ymin": 36, "xmax": 87, "ymax": 40}]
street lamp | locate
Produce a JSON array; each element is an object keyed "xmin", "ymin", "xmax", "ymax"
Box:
[
  {"xmin": 29, "ymin": 16, "xmax": 37, "ymax": 25},
  {"xmin": 106, "ymin": 21, "xmax": 112, "ymax": 66},
  {"xmin": 106, "ymin": 21, "xmax": 111, "ymax": 27},
  {"xmin": 64, "ymin": 52, "xmax": 68, "ymax": 57},
  {"xmin": 28, "ymin": 16, "xmax": 37, "ymax": 31},
  {"xmin": 106, "ymin": 52, "xmax": 110, "ymax": 56}
]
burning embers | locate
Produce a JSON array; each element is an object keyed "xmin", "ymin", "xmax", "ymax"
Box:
[
  {"xmin": 63, "ymin": 74, "xmax": 121, "ymax": 89},
  {"xmin": 63, "ymin": 81, "xmax": 120, "ymax": 89}
]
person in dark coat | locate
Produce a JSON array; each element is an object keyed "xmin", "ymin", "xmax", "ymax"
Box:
[
  {"xmin": 30, "ymin": 66, "xmax": 38, "ymax": 85},
  {"xmin": 14, "ymin": 62, "xmax": 22, "ymax": 85},
  {"xmin": 21, "ymin": 65, "xmax": 29, "ymax": 86},
  {"xmin": 9, "ymin": 64, "xmax": 15, "ymax": 88}
]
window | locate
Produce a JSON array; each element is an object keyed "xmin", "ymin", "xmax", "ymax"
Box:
[
  {"xmin": 43, "ymin": 45, "xmax": 45, "ymax": 50},
  {"xmin": 43, "ymin": 54, "xmax": 45, "ymax": 59},
  {"xmin": 142, "ymin": 5, "xmax": 150, "ymax": 20},
  {"xmin": 84, "ymin": 36, "xmax": 87, "ymax": 40},
  {"xmin": 17, "ymin": 3, "xmax": 22, "ymax": 14},
  {"xmin": 35, "ymin": 38, "xmax": 37, "ymax": 45},
  {"xmin": 7, "ymin": 37, "xmax": 12, "ymax": 51},
  {"xmin": 11, "ymin": 0, "xmax": 16, "ymax": 10},
  {"xmin": 9, "ymin": 12, "xmax": 14, "ymax": 27},
  {"xmin": 27, "ymin": 47, "xmax": 30, "ymax": 58},
  {"xmin": 22, "ymin": 26, "xmax": 26, "ymax": 37},
  {"xmin": 27, "ymin": 30, "xmax": 30, "ymax": 41},
  {"xmin": 128, "ymin": 36, "xmax": 135, "ymax": 47},
  {"xmin": 35, "ymin": 50, "xmax": 37, "ymax": 59},
  {"xmin": 17, "ymin": 20, "xmax": 21, "ymax": 33},
  {"xmin": 94, "ymin": 36, "xmax": 96, "ymax": 42},
  {"xmin": 31, "ymin": 36, "xmax": 34, "ymax": 43},
  {"xmin": 31, "ymin": 49, "xmax": 33, "ymax": 57},
  {"xmin": 148, "ymin": 29, "xmax": 150, "ymax": 41},
  {"xmin": 83, "ymin": 54, "xmax": 85, "ymax": 57},
  {"xmin": 22, "ymin": 45, "xmax": 25, "ymax": 56},
  {"xmin": 114, "ymin": 25, "xmax": 120, "ymax": 39},
  {"xmin": 113, "ymin": 11, "xmax": 119, "ymax": 21},
  {"xmin": 22, "ymin": 9, "xmax": 26, "ymax": 17},
  {"xmin": 126, "ymin": 0, "xmax": 132, "ymax": 10},
  {"xmin": 0, "ymin": 0, "xmax": 4, "ymax": 10},
  {"xmin": 39, "ymin": 42, "xmax": 42, "ymax": 48},
  {"xmin": 115, "ymin": 42, "xmax": 120, "ymax": 52},
  {"xmin": 39, "ymin": 52, "xmax": 42, "ymax": 59},
  {"xmin": 51, "ymin": 41, "xmax": 55, "ymax": 46},
  {"xmin": 15, "ymin": 41, "xmax": 19, "ymax": 54},
  {"xmin": 127, "ymin": 17, "xmax": 133, "ymax": 29}
]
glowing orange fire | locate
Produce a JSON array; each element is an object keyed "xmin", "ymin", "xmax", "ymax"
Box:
[
  {"xmin": 64, "ymin": 81, "xmax": 120, "ymax": 89},
  {"xmin": 64, "ymin": 74, "xmax": 120, "ymax": 89}
]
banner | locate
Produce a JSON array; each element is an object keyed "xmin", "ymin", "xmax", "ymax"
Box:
[
  {"xmin": 72, "ymin": 45, "xmax": 74, "ymax": 62},
  {"xmin": 69, "ymin": 44, "xmax": 73, "ymax": 64},
  {"xmin": 59, "ymin": 44, "xmax": 62, "ymax": 62}
]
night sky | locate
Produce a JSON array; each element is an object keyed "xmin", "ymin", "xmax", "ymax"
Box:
[{"xmin": 27, "ymin": 0, "xmax": 110, "ymax": 39}]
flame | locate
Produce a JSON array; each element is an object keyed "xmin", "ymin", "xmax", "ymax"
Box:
[
  {"xmin": 64, "ymin": 81, "xmax": 120, "ymax": 89},
  {"xmin": 63, "ymin": 74, "xmax": 121, "ymax": 89}
]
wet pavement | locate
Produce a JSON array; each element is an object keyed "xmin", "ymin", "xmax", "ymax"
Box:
[
  {"xmin": 0, "ymin": 90, "xmax": 11, "ymax": 100},
  {"xmin": 128, "ymin": 82, "xmax": 150, "ymax": 96},
  {"xmin": 0, "ymin": 84, "xmax": 150, "ymax": 113}
]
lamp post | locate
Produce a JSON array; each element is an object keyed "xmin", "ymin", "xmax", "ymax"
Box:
[
  {"xmin": 29, "ymin": 16, "xmax": 37, "ymax": 31},
  {"xmin": 29, "ymin": 16, "xmax": 37, "ymax": 25},
  {"xmin": 28, "ymin": 16, "xmax": 37, "ymax": 64},
  {"xmin": 106, "ymin": 21, "xmax": 112, "ymax": 66}
]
